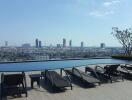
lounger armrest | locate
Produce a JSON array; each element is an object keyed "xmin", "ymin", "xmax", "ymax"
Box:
[
  {"xmin": 72, "ymin": 67, "xmax": 83, "ymax": 79},
  {"xmin": 120, "ymin": 65, "xmax": 131, "ymax": 73},
  {"xmin": 85, "ymin": 66, "xmax": 94, "ymax": 73},
  {"xmin": 63, "ymin": 69, "xmax": 71, "ymax": 82},
  {"xmin": 125, "ymin": 64, "xmax": 131, "ymax": 67},
  {"xmin": 85, "ymin": 66, "xmax": 100, "ymax": 79},
  {"xmin": 63, "ymin": 69, "xmax": 72, "ymax": 89},
  {"xmin": 45, "ymin": 70, "xmax": 54, "ymax": 86},
  {"xmin": 95, "ymin": 65, "xmax": 111, "ymax": 77},
  {"xmin": 95, "ymin": 66, "xmax": 106, "ymax": 73}
]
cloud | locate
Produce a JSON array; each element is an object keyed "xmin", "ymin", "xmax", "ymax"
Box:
[
  {"xmin": 103, "ymin": 0, "xmax": 121, "ymax": 7},
  {"xmin": 103, "ymin": 2, "xmax": 112, "ymax": 6},
  {"xmin": 112, "ymin": 0, "xmax": 121, "ymax": 3},
  {"xmin": 89, "ymin": 11, "xmax": 114, "ymax": 17},
  {"xmin": 64, "ymin": 0, "xmax": 122, "ymax": 18},
  {"xmin": 89, "ymin": 0, "xmax": 122, "ymax": 18}
]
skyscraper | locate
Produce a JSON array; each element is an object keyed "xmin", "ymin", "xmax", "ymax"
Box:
[
  {"xmin": 100, "ymin": 43, "xmax": 105, "ymax": 49},
  {"xmin": 39, "ymin": 41, "xmax": 42, "ymax": 48},
  {"xmin": 69, "ymin": 40, "xmax": 72, "ymax": 47},
  {"xmin": 35, "ymin": 38, "xmax": 39, "ymax": 48},
  {"xmin": 81, "ymin": 41, "xmax": 84, "ymax": 48},
  {"xmin": 57, "ymin": 44, "xmax": 61, "ymax": 48},
  {"xmin": 5, "ymin": 41, "xmax": 8, "ymax": 47},
  {"xmin": 63, "ymin": 38, "xmax": 66, "ymax": 48}
]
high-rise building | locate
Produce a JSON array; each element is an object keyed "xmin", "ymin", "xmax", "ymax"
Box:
[
  {"xmin": 81, "ymin": 41, "xmax": 84, "ymax": 48},
  {"xmin": 22, "ymin": 43, "xmax": 31, "ymax": 48},
  {"xmin": 5, "ymin": 41, "xmax": 8, "ymax": 47},
  {"xmin": 69, "ymin": 40, "xmax": 72, "ymax": 47},
  {"xmin": 100, "ymin": 43, "xmax": 105, "ymax": 49},
  {"xmin": 57, "ymin": 44, "xmax": 61, "ymax": 48},
  {"xmin": 63, "ymin": 38, "xmax": 66, "ymax": 48},
  {"xmin": 39, "ymin": 41, "xmax": 42, "ymax": 48},
  {"xmin": 35, "ymin": 38, "xmax": 39, "ymax": 48}
]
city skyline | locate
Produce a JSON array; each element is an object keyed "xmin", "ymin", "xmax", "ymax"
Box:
[
  {"xmin": 0, "ymin": 38, "xmax": 107, "ymax": 48},
  {"xmin": 0, "ymin": 0, "xmax": 132, "ymax": 47}
]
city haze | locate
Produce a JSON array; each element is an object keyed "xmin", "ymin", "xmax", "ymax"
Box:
[{"xmin": 0, "ymin": 0, "xmax": 132, "ymax": 47}]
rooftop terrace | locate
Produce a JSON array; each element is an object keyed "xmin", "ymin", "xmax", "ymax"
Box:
[{"xmin": 1, "ymin": 65, "xmax": 132, "ymax": 100}]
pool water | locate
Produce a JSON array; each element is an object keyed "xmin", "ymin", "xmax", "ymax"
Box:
[{"xmin": 0, "ymin": 58, "xmax": 132, "ymax": 72}]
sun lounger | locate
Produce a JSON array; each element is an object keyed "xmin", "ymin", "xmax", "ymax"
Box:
[
  {"xmin": 94, "ymin": 65, "xmax": 112, "ymax": 83},
  {"xmin": 95, "ymin": 65, "xmax": 123, "ymax": 83},
  {"xmin": 119, "ymin": 65, "xmax": 132, "ymax": 80},
  {"xmin": 121, "ymin": 64, "xmax": 132, "ymax": 70},
  {"xmin": 85, "ymin": 67, "xmax": 100, "ymax": 79},
  {"xmin": 105, "ymin": 64, "xmax": 124, "ymax": 81},
  {"xmin": 44, "ymin": 70, "xmax": 72, "ymax": 90},
  {"xmin": 95, "ymin": 66, "xmax": 112, "ymax": 83},
  {"xmin": 65, "ymin": 67, "xmax": 101, "ymax": 85},
  {"xmin": 1, "ymin": 72, "xmax": 27, "ymax": 99}
]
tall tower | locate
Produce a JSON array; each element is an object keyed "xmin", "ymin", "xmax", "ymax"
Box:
[
  {"xmin": 35, "ymin": 38, "xmax": 39, "ymax": 48},
  {"xmin": 69, "ymin": 40, "xmax": 72, "ymax": 47},
  {"xmin": 63, "ymin": 38, "xmax": 66, "ymax": 48},
  {"xmin": 5, "ymin": 41, "xmax": 8, "ymax": 47},
  {"xmin": 81, "ymin": 41, "xmax": 84, "ymax": 48},
  {"xmin": 39, "ymin": 41, "xmax": 42, "ymax": 48},
  {"xmin": 100, "ymin": 43, "xmax": 105, "ymax": 49}
]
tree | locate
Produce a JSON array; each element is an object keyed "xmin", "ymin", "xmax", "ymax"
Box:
[{"xmin": 112, "ymin": 27, "xmax": 132, "ymax": 56}]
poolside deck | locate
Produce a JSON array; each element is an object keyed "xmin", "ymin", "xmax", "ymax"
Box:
[{"xmin": 1, "ymin": 66, "xmax": 132, "ymax": 100}]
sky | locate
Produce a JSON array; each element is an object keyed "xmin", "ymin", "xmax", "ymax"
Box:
[{"xmin": 0, "ymin": 0, "xmax": 132, "ymax": 47}]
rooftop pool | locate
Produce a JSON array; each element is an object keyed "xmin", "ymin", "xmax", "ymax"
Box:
[{"xmin": 0, "ymin": 58, "xmax": 132, "ymax": 72}]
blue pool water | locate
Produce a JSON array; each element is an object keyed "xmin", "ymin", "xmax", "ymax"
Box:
[{"xmin": 0, "ymin": 58, "xmax": 132, "ymax": 72}]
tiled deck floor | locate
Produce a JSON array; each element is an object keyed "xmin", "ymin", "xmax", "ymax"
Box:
[{"xmin": 1, "ymin": 67, "xmax": 132, "ymax": 100}]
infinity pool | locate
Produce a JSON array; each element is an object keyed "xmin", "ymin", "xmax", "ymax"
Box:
[{"xmin": 0, "ymin": 58, "xmax": 132, "ymax": 72}]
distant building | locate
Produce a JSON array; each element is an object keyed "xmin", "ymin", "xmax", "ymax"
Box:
[
  {"xmin": 81, "ymin": 41, "xmax": 84, "ymax": 48},
  {"xmin": 5, "ymin": 41, "xmax": 8, "ymax": 47},
  {"xmin": 57, "ymin": 44, "xmax": 61, "ymax": 48},
  {"xmin": 22, "ymin": 43, "xmax": 31, "ymax": 48},
  {"xmin": 39, "ymin": 41, "xmax": 42, "ymax": 48},
  {"xmin": 69, "ymin": 40, "xmax": 72, "ymax": 47},
  {"xmin": 100, "ymin": 43, "xmax": 105, "ymax": 49},
  {"xmin": 35, "ymin": 38, "xmax": 39, "ymax": 48},
  {"xmin": 63, "ymin": 38, "xmax": 66, "ymax": 48}
]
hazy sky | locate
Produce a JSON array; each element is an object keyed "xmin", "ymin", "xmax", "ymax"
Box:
[{"xmin": 0, "ymin": 0, "xmax": 132, "ymax": 47}]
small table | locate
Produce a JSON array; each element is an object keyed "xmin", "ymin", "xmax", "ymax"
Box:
[{"xmin": 29, "ymin": 74, "xmax": 43, "ymax": 89}]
